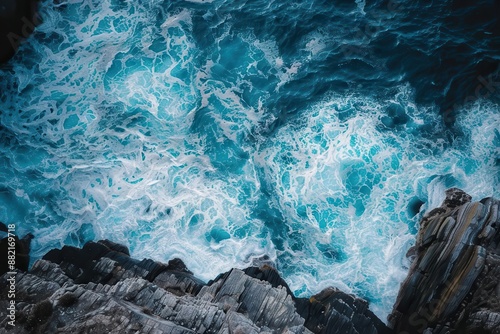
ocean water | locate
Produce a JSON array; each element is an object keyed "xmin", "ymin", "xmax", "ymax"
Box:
[{"xmin": 0, "ymin": 0, "xmax": 499, "ymax": 321}]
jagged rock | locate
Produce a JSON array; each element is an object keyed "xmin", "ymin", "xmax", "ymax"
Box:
[
  {"xmin": 42, "ymin": 240, "xmax": 204, "ymax": 291},
  {"xmin": 296, "ymin": 288, "xmax": 392, "ymax": 334},
  {"xmin": 242, "ymin": 265, "xmax": 391, "ymax": 333},
  {"xmin": 389, "ymin": 188, "xmax": 500, "ymax": 334},
  {"xmin": 0, "ymin": 222, "xmax": 33, "ymax": 276},
  {"xmin": 5, "ymin": 188, "xmax": 500, "ymax": 333},
  {"xmin": 0, "ymin": 240, "xmax": 391, "ymax": 333},
  {"xmin": 198, "ymin": 268, "xmax": 305, "ymax": 330}
]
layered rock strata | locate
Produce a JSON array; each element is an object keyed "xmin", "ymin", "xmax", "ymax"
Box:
[
  {"xmin": 0, "ymin": 239, "xmax": 390, "ymax": 334},
  {"xmin": 389, "ymin": 188, "xmax": 500, "ymax": 333},
  {"xmin": 2, "ymin": 188, "xmax": 499, "ymax": 333}
]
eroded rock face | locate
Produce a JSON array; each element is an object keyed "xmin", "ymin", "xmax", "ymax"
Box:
[
  {"xmin": 7, "ymin": 188, "xmax": 498, "ymax": 333},
  {"xmin": 389, "ymin": 188, "xmax": 500, "ymax": 333},
  {"xmin": 0, "ymin": 240, "xmax": 390, "ymax": 334}
]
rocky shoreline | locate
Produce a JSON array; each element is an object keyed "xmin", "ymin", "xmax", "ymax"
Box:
[
  {"xmin": 389, "ymin": 188, "xmax": 500, "ymax": 333},
  {"xmin": 0, "ymin": 234, "xmax": 389, "ymax": 333},
  {"xmin": 1, "ymin": 188, "xmax": 499, "ymax": 333}
]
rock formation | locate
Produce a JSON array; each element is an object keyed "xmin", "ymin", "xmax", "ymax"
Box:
[
  {"xmin": 0, "ymin": 222, "xmax": 33, "ymax": 276},
  {"xmin": 389, "ymin": 188, "xmax": 500, "ymax": 333},
  {"xmin": 0, "ymin": 239, "xmax": 390, "ymax": 333},
  {"xmin": 2, "ymin": 188, "xmax": 500, "ymax": 333}
]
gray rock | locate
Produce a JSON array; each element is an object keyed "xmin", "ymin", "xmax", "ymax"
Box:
[
  {"xmin": 389, "ymin": 189, "xmax": 500, "ymax": 333},
  {"xmin": 0, "ymin": 240, "xmax": 390, "ymax": 333}
]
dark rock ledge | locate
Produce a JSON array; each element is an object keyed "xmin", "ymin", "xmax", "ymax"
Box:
[
  {"xmin": 389, "ymin": 188, "xmax": 500, "ymax": 333},
  {"xmin": 1, "ymin": 188, "xmax": 499, "ymax": 334},
  {"xmin": 0, "ymin": 231, "xmax": 390, "ymax": 333}
]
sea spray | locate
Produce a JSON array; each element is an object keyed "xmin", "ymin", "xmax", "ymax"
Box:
[{"xmin": 0, "ymin": 0, "xmax": 498, "ymax": 321}]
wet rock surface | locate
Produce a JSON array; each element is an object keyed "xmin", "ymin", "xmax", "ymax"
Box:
[
  {"xmin": 0, "ymin": 222, "xmax": 33, "ymax": 276},
  {"xmin": 389, "ymin": 188, "xmax": 500, "ymax": 333},
  {"xmin": 2, "ymin": 188, "xmax": 499, "ymax": 333},
  {"xmin": 0, "ymin": 239, "xmax": 390, "ymax": 333}
]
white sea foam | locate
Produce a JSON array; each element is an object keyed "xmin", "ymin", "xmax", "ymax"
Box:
[
  {"xmin": 254, "ymin": 84, "xmax": 499, "ymax": 319},
  {"xmin": 0, "ymin": 0, "xmax": 498, "ymax": 324}
]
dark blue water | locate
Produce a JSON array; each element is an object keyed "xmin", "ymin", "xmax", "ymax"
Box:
[{"xmin": 0, "ymin": 0, "xmax": 499, "ymax": 320}]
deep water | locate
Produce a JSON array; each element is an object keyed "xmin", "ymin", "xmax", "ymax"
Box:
[{"xmin": 0, "ymin": 0, "xmax": 499, "ymax": 321}]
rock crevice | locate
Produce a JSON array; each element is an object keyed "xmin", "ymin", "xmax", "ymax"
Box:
[
  {"xmin": 0, "ymin": 238, "xmax": 389, "ymax": 334},
  {"xmin": 2, "ymin": 188, "xmax": 500, "ymax": 333}
]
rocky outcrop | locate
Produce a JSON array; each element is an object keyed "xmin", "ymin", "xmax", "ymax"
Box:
[
  {"xmin": 389, "ymin": 188, "xmax": 500, "ymax": 333},
  {"xmin": 0, "ymin": 0, "xmax": 40, "ymax": 63},
  {"xmin": 0, "ymin": 222, "xmax": 33, "ymax": 276},
  {"xmin": 3, "ymin": 188, "xmax": 499, "ymax": 333},
  {"xmin": 0, "ymin": 239, "xmax": 391, "ymax": 334}
]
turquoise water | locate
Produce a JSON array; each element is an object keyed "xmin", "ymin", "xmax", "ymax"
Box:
[{"xmin": 0, "ymin": 0, "xmax": 499, "ymax": 321}]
